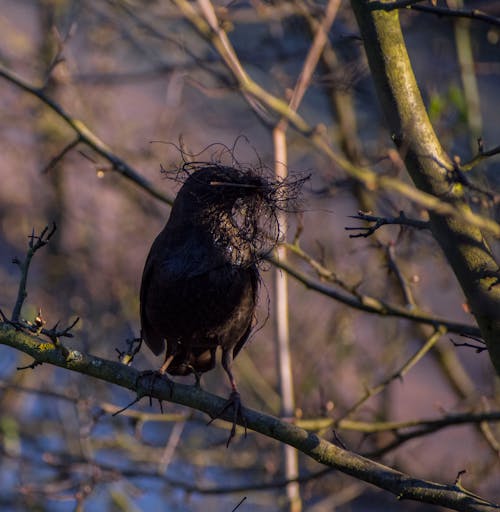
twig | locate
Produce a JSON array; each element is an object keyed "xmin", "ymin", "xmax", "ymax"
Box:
[
  {"xmin": 11, "ymin": 223, "xmax": 57, "ymax": 322},
  {"xmin": 461, "ymin": 141, "xmax": 500, "ymax": 172},
  {"xmin": 41, "ymin": 137, "xmax": 81, "ymax": 174},
  {"xmin": 448, "ymin": 157, "xmax": 495, "ymax": 201},
  {"xmin": 345, "ymin": 210, "xmax": 429, "ymax": 238},
  {"xmin": 231, "ymin": 496, "xmax": 247, "ymax": 512},
  {"xmin": 450, "ymin": 334, "xmax": 487, "ymax": 353},
  {"xmin": 412, "ymin": 4, "xmax": 500, "ymax": 28},
  {"xmin": 115, "ymin": 337, "xmax": 142, "ymax": 365}
]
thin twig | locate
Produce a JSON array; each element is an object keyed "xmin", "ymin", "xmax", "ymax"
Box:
[
  {"xmin": 461, "ymin": 141, "xmax": 500, "ymax": 171},
  {"xmin": 0, "ymin": 64, "xmax": 173, "ymax": 205},
  {"xmin": 385, "ymin": 242, "xmax": 416, "ymax": 308},
  {"xmin": 11, "ymin": 223, "xmax": 57, "ymax": 322},
  {"xmin": 41, "ymin": 137, "xmax": 81, "ymax": 174}
]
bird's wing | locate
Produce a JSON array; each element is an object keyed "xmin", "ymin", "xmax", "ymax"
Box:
[
  {"xmin": 231, "ymin": 265, "xmax": 260, "ymax": 359},
  {"xmin": 139, "ymin": 240, "xmax": 165, "ymax": 356}
]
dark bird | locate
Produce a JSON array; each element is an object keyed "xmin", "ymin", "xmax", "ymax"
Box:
[{"xmin": 140, "ymin": 163, "xmax": 282, "ymax": 443}]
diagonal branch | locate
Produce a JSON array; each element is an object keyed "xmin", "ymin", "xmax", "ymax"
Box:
[
  {"xmin": 339, "ymin": 327, "xmax": 445, "ymax": 421},
  {"xmin": 0, "ymin": 64, "xmax": 173, "ymax": 206}
]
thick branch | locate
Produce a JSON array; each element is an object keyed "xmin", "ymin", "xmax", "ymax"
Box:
[
  {"xmin": 350, "ymin": 0, "xmax": 500, "ymax": 375},
  {"xmin": 0, "ymin": 323, "xmax": 497, "ymax": 511}
]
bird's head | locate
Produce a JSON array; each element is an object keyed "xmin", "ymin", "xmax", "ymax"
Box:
[
  {"xmin": 168, "ymin": 163, "xmax": 308, "ymax": 265},
  {"xmin": 178, "ymin": 164, "xmax": 268, "ymax": 209}
]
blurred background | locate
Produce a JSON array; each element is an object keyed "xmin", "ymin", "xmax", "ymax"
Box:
[{"xmin": 0, "ymin": 0, "xmax": 499, "ymax": 510}]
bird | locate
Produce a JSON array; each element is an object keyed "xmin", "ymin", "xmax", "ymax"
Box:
[{"xmin": 139, "ymin": 164, "xmax": 271, "ymax": 444}]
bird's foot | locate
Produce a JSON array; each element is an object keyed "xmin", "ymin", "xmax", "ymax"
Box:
[
  {"xmin": 112, "ymin": 370, "xmax": 173, "ymax": 417},
  {"xmin": 135, "ymin": 369, "xmax": 174, "ymax": 408},
  {"xmin": 207, "ymin": 390, "xmax": 247, "ymax": 447}
]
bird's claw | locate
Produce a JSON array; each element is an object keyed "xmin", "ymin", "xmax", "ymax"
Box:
[
  {"xmin": 208, "ymin": 390, "xmax": 247, "ymax": 447},
  {"xmin": 136, "ymin": 369, "xmax": 174, "ymax": 406}
]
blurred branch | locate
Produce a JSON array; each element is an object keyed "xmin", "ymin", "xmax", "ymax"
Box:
[
  {"xmin": 1, "ymin": 63, "xmax": 499, "ymax": 237},
  {"xmin": 369, "ymin": 1, "xmax": 500, "ymax": 28},
  {"xmin": 385, "ymin": 242, "xmax": 417, "ymax": 308},
  {"xmin": 269, "ymin": 249, "xmax": 481, "ymax": 337},
  {"xmin": 272, "ymin": 1, "xmax": 341, "ymax": 508},
  {"xmin": 0, "ymin": 323, "xmax": 498, "ymax": 511},
  {"xmin": 339, "ymin": 327, "xmax": 445, "ymax": 421},
  {"xmin": 0, "ymin": 64, "xmax": 173, "ymax": 205},
  {"xmin": 298, "ymin": 410, "xmax": 500, "ymax": 434},
  {"xmin": 171, "ymin": 0, "xmax": 500, "ymax": 238}
]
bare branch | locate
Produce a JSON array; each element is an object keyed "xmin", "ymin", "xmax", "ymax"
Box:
[{"xmin": 339, "ymin": 327, "xmax": 445, "ymax": 421}]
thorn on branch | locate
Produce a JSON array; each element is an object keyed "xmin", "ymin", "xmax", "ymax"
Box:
[
  {"xmin": 454, "ymin": 469, "xmax": 466, "ymax": 486},
  {"xmin": 231, "ymin": 497, "xmax": 247, "ymax": 512},
  {"xmin": 477, "ymin": 137, "xmax": 484, "ymax": 154},
  {"xmin": 17, "ymin": 360, "xmax": 43, "ymax": 371}
]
